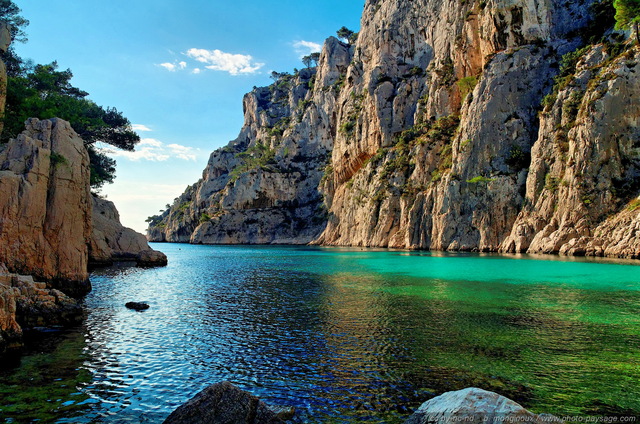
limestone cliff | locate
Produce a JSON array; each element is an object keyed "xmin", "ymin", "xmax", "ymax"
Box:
[
  {"xmin": 0, "ymin": 118, "xmax": 168, "ymax": 353},
  {"xmin": 149, "ymin": 0, "xmax": 640, "ymax": 259},
  {"xmin": 90, "ymin": 195, "xmax": 168, "ymax": 266},
  {"xmin": 148, "ymin": 50, "xmax": 351, "ymax": 244},
  {"xmin": 0, "ymin": 118, "xmax": 93, "ymax": 296}
]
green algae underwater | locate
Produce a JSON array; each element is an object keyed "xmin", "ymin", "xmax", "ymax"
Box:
[{"xmin": 1, "ymin": 244, "xmax": 639, "ymax": 422}]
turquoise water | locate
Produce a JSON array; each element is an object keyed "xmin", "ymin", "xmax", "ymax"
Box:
[{"xmin": 1, "ymin": 244, "xmax": 640, "ymax": 422}]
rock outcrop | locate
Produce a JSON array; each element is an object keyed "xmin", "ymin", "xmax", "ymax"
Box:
[
  {"xmin": 404, "ymin": 388, "xmax": 560, "ymax": 424},
  {"xmin": 501, "ymin": 43, "xmax": 640, "ymax": 258},
  {"xmin": 90, "ymin": 195, "xmax": 167, "ymax": 266},
  {"xmin": 0, "ymin": 263, "xmax": 82, "ymax": 354},
  {"xmin": 0, "ymin": 118, "xmax": 92, "ymax": 297},
  {"xmin": 147, "ymin": 62, "xmax": 345, "ymax": 244},
  {"xmin": 163, "ymin": 381, "xmax": 285, "ymax": 424},
  {"xmin": 149, "ymin": 0, "xmax": 640, "ymax": 259},
  {"xmin": 0, "ymin": 120, "xmax": 167, "ymax": 354},
  {"xmin": 0, "ymin": 26, "xmax": 166, "ymax": 356}
]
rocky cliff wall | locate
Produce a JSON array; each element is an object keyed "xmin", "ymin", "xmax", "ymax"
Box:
[
  {"xmin": 0, "ymin": 120, "xmax": 169, "ymax": 354},
  {"xmin": 149, "ymin": 0, "xmax": 640, "ymax": 259},
  {"xmin": 0, "ymin": 118, "xmax": 92, "ymax": 296},
  {"xmin": 0, "ymin": 118, "xmax": 167, "ymax": 354},
  {"xmin": 148, "ymin": 42, "xmax": 352, "ymax": 245}
]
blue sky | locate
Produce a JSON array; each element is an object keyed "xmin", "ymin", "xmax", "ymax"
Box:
[{"xmin": 14, "ymin": 0, "xmax": 364, "ymax": 232}]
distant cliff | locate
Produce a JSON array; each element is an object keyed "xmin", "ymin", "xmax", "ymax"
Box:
[{"xmin": 148, "ymin": 0, "xmax": 640, "ymax": 259}]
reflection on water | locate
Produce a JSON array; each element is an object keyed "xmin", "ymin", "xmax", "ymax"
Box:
[{"xmin": 1, "ymin": 244, "xmax": 640, "ymax": 423}]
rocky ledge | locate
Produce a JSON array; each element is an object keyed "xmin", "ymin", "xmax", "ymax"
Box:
[{"xmin": 0, "ymin": 263, "xmax": 82, "ymax": 353}]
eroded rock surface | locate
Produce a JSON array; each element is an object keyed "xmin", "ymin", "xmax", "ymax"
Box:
[
  {"xmin": 90, "ymin": 196, "xmax": 167, "ymax": 266},
  {"xmin": 149, "ymin": 0, "xmax": 640, "ymax": 260},
  {"xmin": 0, "ymin": 118, "xmax": 92, "ymax": 296},
  {"xmin": 0, "ymin": 263, "xmax": 82, "ymax": 354}
]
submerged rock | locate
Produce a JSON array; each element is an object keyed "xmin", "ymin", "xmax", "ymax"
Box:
[
  {"xmin": 125, "ymin": 302, "xmax": 150, "ymax": 311},
  {"xmin": 404, "ymin": 388, "xmax": 561, "ymax": 424},
  {"xmin": 163, "ymin": 381, "xmax": 285, "ymax": 424}
]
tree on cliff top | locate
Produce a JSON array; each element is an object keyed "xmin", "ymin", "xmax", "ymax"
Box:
[
  {"xmin": 614, "ymin": 0, "xmax": 640, "ymax": 43},
  {"xmin": 0, "ymin": 0, "xmax": 30, "ymax": 77},
  {"xmin": 2, "ymin": 62, "xmax": 140, "ymax": 188},
  {"xmin": 337, "ymin": 26, "xmax": 358, "ymax": 44},
  {"xmin": 302, "ymin": 52, "xmax": 320, "ymax": 68},
  {"xmin": 0, "ymin": 0, "xmax": 28, "ymax": 42}
]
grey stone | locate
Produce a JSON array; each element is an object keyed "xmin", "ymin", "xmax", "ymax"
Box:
[{"xmin": 163, "ymin": 382, "xmax": 285, "ymax": 424}]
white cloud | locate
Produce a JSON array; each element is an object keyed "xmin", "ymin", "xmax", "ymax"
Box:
[
  {"xmin": 109, "ymin": 146, "xmax": 170, "ymax": 162},
  {"xmin": 99, "ymin": 139, "xmax": 201, "ymax": 162},
  {"xmin": 139, "ymin": 138, "xmax": 163, "ymax": 147},
  {"xmin": 158, "ymin": 60, "xmax": 188, "ymax": 72},
  {"xmin": 192, "ymin": 68, "xmax": 201, "ymax": 74},
  {"xmin": 167, "ymin": 143, "xmax": 197, "ymax": 161},
  {"xmin": 132, "ymin": 124, "xmax": 152, "ymax": 132},
  {"xmin": 293, "ymin": 40, "xmax": 322, "ymax": 58},
  {"xmin": 185, "ymin": 48, "xmax": 264, "ymax": 75},
  {"xmin": 159, "ymin": 62, "xmax": 178, "ymax": 72}
]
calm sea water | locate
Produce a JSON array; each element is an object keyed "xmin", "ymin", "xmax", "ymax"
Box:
[{"xmin": 1, "ymin": 244, "xmax": 640, "ymax": 423}]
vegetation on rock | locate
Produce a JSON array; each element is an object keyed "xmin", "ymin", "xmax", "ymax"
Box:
[
  {"xmin": 336, "ymin": 26, "xmax": 358, "ymax": 44},
  {"xmin": 0, "ymin": 1, "xmax": 140, "ymax": 189},
  {"xmin": 614, "ymin": 0, "xmax": 640, "ymax": 42}
]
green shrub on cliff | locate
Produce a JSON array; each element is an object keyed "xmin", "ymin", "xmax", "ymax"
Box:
[{"xmin": 614, "ymin": 0, "xmax": 640, "ymax": 43}]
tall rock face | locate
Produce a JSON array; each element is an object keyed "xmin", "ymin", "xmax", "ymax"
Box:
[
  {"xmin": 148, "ymin": 44, "xmax": 352, "ymax": 244},
  {"xmin": 501, "ymin": 44, "xmax": 640, "ymax": 257},
  {"xmin": 0, "ymin": 118, "xmax": 92, "ymax": 296},
  {"xmin": 150, "ymin": 0, "xmax": 640, "ymax": 259},
  {"xmin": 316, "ymin": 0, "xmax": 596, "ymax": 250},
  {"xmin": 0, "ymin": 119, "xmax": 167, "ymax": 354}
]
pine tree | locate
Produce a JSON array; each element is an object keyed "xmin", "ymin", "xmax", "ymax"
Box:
[{"xmin": 614, "ymin": 0, "xmax": 640, "ymax": 43}]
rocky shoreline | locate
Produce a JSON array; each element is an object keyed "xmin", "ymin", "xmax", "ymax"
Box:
[
  {"xmin": 0, "ymin": 118, "xmax": 167, "ymax": 354},
  {"xmin": 163, "ymin": 383, "xmax": 562, "ymax": 424}
]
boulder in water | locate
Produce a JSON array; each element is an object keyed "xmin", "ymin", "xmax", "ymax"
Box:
[
  {"xmin": 163, "ymin": 381, "xmax": 285, "ymax": 424},
  {"xmin": 404, "ymin": 387, "xmax": 561, "ymax": 424},
  {"xmin": 125, "ymin": 302, "xmax": 149, "ymax": 311}
]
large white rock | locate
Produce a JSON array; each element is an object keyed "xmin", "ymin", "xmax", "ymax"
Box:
[{"xmin": 405, "ymin": 388, "xmax": 561, "ymax": 424}]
